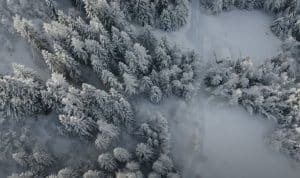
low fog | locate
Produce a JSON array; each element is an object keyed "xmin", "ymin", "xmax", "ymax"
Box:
[{"xmin": 135, "ymin": 94, "xmax": 300, "ymax": 178}]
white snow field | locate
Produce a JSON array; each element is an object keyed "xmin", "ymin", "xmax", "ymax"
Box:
[{"xmin": 164, "ymin": 0, "xmax": 282, "ymax": 64}]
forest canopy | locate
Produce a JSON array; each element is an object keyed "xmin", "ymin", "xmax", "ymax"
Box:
[{"xmin": 1, "ymin": 0, "xmax": 300, "ymax": 177}]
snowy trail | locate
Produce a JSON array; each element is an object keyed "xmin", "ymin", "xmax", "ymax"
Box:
[{"xmin": 160, "ymin": 1, "xmax": 300, "ymax": 178}]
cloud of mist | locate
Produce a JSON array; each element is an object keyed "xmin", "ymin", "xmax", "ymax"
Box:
[
  {"xmin": 0, "ymin": 113, "xmax": 101, "ymax": 177},
  {"xmin": 135, "ymin": 93, "xmax": 300, "ymax": 178}
]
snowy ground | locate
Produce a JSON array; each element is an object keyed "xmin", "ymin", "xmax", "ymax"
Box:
[
  {"xmin": 0, "ymin": 27, "xmax": 50, "ymax": 80},
  {"xmin": 161, "ymin": 0, "xmax": 281, "ymax": 65},
  {"xmin": 198, "ymin": 105, "xmax": 300, "ymax": 178},
  {"xmin": 176, "ymin": 97, "xmax": 300, "ymax": 178}
]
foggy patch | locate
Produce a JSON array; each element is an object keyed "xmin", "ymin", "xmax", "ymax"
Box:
[{"xmin": 136, "ymin": 95, "xmax": 300, "ymax": 178}]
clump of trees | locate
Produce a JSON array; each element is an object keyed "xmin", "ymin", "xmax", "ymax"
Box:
[
  {"xmin": 204, "ymin": 56, "xmax": 295, "ymax": 123},
  {"xmin": 0, "ymin": 64, "xmax": 49, "ymax": 119},
  {"xmin": 0, "ymin": 64, "xmax": 181, "ymax": 177},
  {"xmin": 204, "ymin": 46, "xmax": 300, "ymax": 161},
  {"xmin": 120, "ymin": 0, "xmax": 189, "ymax": 31},
  {"xmin": 13, "ymin": 0, "xmax": 198, "ymax": 102}
]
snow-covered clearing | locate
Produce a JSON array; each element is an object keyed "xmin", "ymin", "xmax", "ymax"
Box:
[{"xmin": 162, "ymin": 0, "xmax": 281, "ymax": 64}]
